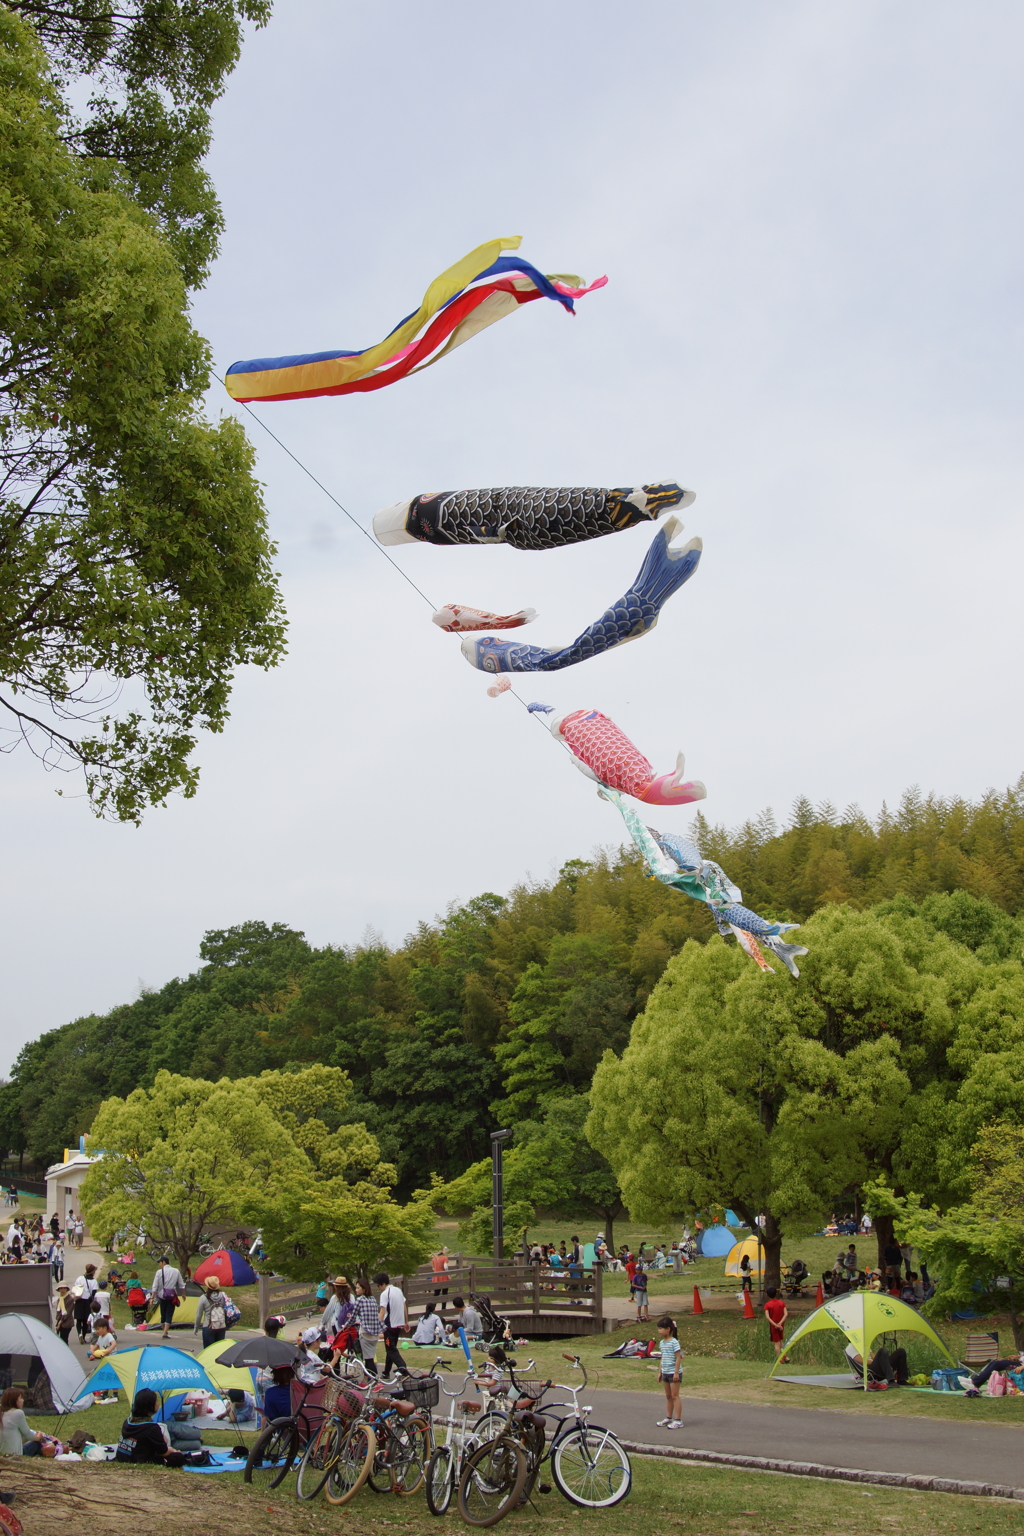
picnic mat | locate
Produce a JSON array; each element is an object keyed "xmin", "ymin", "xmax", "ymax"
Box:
[{"xmin": 183, "ymin": 1449, "xmax": 253, "ymax": 1474}]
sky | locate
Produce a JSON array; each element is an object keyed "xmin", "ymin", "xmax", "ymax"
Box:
[{"xmin": 2, "ymin": 0, "xmax": 1022, "ymax": 1070}]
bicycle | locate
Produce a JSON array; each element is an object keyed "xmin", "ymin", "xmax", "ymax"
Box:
[
  {"xmin": 294, "ymin": 1374, "xmax": 377, "ymax": 1504},
  {"xmin": 425, "ymin": 1354, "xmax": 518, "ymax": 1515},
  {"xmin": 244, "ymin": 1376, "xmax": 320, "ymax": 1492},
  {"xmin": 501, "ymin": 1354, "xmax": 632, "ymax": 1508},
  {"xmin": 339, "ymin": 1358, "xmax": 435, "ymax": 1498}
]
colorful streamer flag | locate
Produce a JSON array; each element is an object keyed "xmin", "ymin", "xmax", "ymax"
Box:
[
  {"xmin": 603, "ymin": 791, "xmax": 808, "ymax": 976},
  {"xmin": 458, "ymin": 517, "xmax": 701, "ymax": 673},
  {"xmin": 374, "ymin": 483, "xmax": 693, "ymax": 550},
  {"xmin": 225, "ymin": 237, "xmax": 606, "ymax": 403}
]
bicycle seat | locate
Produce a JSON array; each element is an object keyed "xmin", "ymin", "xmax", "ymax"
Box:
[
  {"xmin": 458, "ymin": 1401, "xmax": 482, "ymax": 1413},
  {"xmin": 372, "ymin": 1395, "xmax": 417, "ymax": 1417},
  {"xmin": 516, "ymin": 1411, "xmax": 547, "ymax": 1430}
]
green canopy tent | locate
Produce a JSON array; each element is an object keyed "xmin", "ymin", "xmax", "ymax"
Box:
[{"xmin": 769, "ymin": 1292, "xmax": 957, "ymax": 1390}]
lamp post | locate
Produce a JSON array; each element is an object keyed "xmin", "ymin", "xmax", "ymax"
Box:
[{"xmin": 490, "ymin": 1129, "xmax": 513, "ymax": 1263}]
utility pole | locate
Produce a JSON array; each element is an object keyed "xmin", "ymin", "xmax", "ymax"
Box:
[{"xmin": 490, "ymin": 1129, "xmax": 513, "ymax": 1262}]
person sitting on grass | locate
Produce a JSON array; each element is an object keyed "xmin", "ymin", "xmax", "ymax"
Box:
[
  {"xmin": 844, "ymin": 1342, "xmax": 909, "ymax": 1388},
  {"xmin": 411, "ymin": 1302, "xmax": 446, "ymax": 1347},
  {"xmin": 217, "ymin": 1387, "xmax": 257, "ymax": 1425},
  {"xmin": 655, "ymin": 1316, "xmax": 683, "ymax": 1429},
  {"xmin": 115, "ymin": 1388, "xmax": 188, "ymax": 1466},
  {"xmin": 260, "ymin": 1366, "xmax": 294, "ymax": 1429},
  {"xmin": 0, "ymin": 1387, "xmax": 47, "ymax": 1456}
]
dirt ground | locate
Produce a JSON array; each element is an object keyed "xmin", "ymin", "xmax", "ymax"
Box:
[{"xmin": 0, "ymin": 1462, "xmax": 304, "ymax": 1536}]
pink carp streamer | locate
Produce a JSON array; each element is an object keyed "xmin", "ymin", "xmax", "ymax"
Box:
[
  {"xmin": 486, "ymin": 677, "xmax": 513, "ymax": 698},
  {"xmin": 433, "ymin": 604, "xmax": 537, "ymax": 633},
  {"xmin": 550, "ymin": 709, "xmax": 706, "ymax": 807}
]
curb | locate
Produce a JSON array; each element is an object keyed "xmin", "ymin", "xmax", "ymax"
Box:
[{"xmin": 619, "ymin": 1440, "xmax": 1024, "ymax": 1502}]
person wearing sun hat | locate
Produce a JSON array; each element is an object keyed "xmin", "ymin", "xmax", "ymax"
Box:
[
  {"xmin": 319, "ymin": 1274, "xmax": 351, "ymax": 1335},
  {"xmin": 54, "ymin": 1282, "xmax": 74, "ymax": 1344}
]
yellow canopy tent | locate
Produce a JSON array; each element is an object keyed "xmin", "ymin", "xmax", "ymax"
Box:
[
  {"xmin": 195, "ymin": 1338, "xmax": 259, "ymax": 1395},
  {"xmin": 724, "ymin": 1237, "xmax": 763, "ymax": 1277},
  {"xmin": 769, "ymin": 1291, "xmax": 957, "ymax": 1390}
]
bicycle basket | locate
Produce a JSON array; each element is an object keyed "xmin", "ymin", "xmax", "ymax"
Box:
[
  {"xmin": 510, "ymin": 1380, "xmax": 546, "ymax": 1405},
  {"xmin": 398, "ymin": 1375, "xmax": 440, "ymax": 1410},
  {"xmin": 321, "ymin": 1378, "xmax": 364, "ymax": 1418}
]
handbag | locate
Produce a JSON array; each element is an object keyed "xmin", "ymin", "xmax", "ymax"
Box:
[{"xmin": 173, "ymin": 1293, "xmax": 182, "ymax": 1308}]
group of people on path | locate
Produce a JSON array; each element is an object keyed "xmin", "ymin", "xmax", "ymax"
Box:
[{"xmin": 2, "ymin": 1211, "xmax": 66, "ymax": 1275}]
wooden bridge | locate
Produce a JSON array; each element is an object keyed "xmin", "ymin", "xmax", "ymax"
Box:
[
  {"xmin": 399, "ymin": 1257, "xmax": 605, "ymax": 1338},
  {"xmin": 258, "ymin": 1258, "xmax": 605, "ymax": 1337}
]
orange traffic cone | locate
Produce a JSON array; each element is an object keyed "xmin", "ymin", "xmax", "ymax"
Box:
[
  {"xmin": 692, "ymin": 1285, "xmax": 704, "ymax": 1315},
  {"xmin": 815, "ymin": 1281, "xmax": 825, "ymax": 1308},
  {"xmin": 742, "ymin": 1288, "xmax": 756, "ymax": 1320}
]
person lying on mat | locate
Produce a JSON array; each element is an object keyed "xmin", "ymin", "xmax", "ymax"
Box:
[
  {"xmin": 844, "ymin": 1342, "xmax": 909, "ymax": 1387},
  {"xmin": 969, "ymin": 1351, "xmax": 1024, "ymax": 1389}
]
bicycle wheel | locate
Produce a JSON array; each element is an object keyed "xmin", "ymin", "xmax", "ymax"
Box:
[
  {"xmin": 474, "ymin": 1409, "xmax": 507, "ymax": 1444},
  {"xmin": 325, "ymin": 1420, "xmax": 376, "ymax": 1506},
  {"xmin": 295, "ymin": 1418, "xmax": 337, "ymax": 1500},
  {"xmin": 244, "ymin": 1419, "xmax": 297, "ymax": 1491},
  {"xmin": 551, "ymin": 1423, "xmax": 632, "ymax": 1508},
  {"xmin": 457, "ymin": 1435, "xmax": 528, "ymax": 1527},
  {"xmin": 425, "ymin": 1443, "xmax": 454, "ymax": 1516},
  {"xmin": 390, "ymin": 1413, "xmax": 430, "ymax": 1496}
]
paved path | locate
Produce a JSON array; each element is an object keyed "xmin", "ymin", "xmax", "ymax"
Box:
[{"xmin": 578, "ymin": 1384, "xmax": 1024, "ymax": 1488}]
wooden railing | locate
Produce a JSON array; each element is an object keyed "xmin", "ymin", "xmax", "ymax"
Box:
[
  {"xmin": 257, "ymin": 1274, "xmax": 321, "ymax": 1326},
  {"xmin": 399, "ymin": 1258, "xmax": 603, "ymax": 1327}
]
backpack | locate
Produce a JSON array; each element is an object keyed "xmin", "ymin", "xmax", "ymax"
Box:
[{"xmin": 208, "ymin": 1296, "xmax": 228, "ymax": 1330}]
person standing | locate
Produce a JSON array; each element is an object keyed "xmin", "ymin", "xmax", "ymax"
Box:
[
  {"xmin": 763, "ymin": 1287, "xmax": 789, "ymax": 1356},
  {"xmin": 374, "ymin": 1271, "xmax": 409, "ymax": 1377},
  {"xmin": 320, "ymin": 1275, "xmax": 350, "ymax": 1337},
  {"xmin": 655, "ymin": 1317, "xmax": 683, "ymax": 1428},
  {"xmin": 633, "ymin": 1263, "xmax": 649, "ymax": 1322},
  {"xmin": 354, "ymin": 1278, "xmax": 381, "ymax": 1373},
  {"xmin": 150, "ymin": 1254, "xmax": 185, "ymax": 1339},
  {"xmin": 73, "ymin": 1264, "xmax": 100, "ymax": 1342},
  {"xmin": 193, "ymin": 1277, "xmax": 229, "ymax": 1350},
  {"xmin": 54, "ymin": 1282, "xmax": 75, "ymax": 1344},
  {"xmin": 49, "ymin": 1213, "xmax": 60, "ymax": 1240},
  {"xmin": 431, "ymin": 1247, "xmax": 450, "ymax": 1306},
  {"xmin": 739, "ymin": 1254, "xmax": 753, "ymax": 1293}
]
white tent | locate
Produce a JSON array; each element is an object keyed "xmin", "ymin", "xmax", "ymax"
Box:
[{"xmin": 0, "ymin": 1313, "xmax": 89, "ymax": 1413}]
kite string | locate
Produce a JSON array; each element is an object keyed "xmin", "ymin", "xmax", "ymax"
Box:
[{"xmin": 231, "ymin": 394, "xmax": 557, "ymax": 732}]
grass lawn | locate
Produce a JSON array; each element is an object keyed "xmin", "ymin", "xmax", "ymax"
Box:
[{"xmin": 17, "ymin": 1436, "xmax": 1024, "ymax": 1536}]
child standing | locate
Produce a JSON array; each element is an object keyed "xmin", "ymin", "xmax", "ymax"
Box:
[
  {"xmin": 633, "ymin": 1263, "xmax": 649, "ymax": 1321},
  {"xmin": 656, "ymin": 1316, "xmax": 683, "ymax": 1428},
  {"xmin": 763, "ymin": 1287, "xmax": 789, "ymax": 1355}
]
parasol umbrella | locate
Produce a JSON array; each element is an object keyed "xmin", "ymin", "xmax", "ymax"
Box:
[
  {"xmin": 193, "ymin": 1249, "xmax": 257, "ymax": 1287},
  {"xmin": 76, "ymin": 1346, "xmax": 221, "ymax": 1405},
  {"xmin": 215, "ymin": 1335, "xmax": 297, "ymax": 1370}
]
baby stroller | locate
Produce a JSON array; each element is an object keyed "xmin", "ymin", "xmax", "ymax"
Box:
[
  {"xmin": 126, "ymin": 1282, "xmax": 149, "ymax": 1326},
  {"xmin": 471, "ymin": 1292, "xmax": 513, "ymax": 1345}
]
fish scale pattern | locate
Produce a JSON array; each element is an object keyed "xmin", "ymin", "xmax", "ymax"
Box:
[
  {"xmin": 460, "ymin": 520, "xmax": 701, "ymax": 672},
  {"xmin": 558, "ymin": 710, "xmax": 657, "ymax": 798},
  {"xmin": 406, "ymin": 482, "xmax": 687, "ymax": 549}
]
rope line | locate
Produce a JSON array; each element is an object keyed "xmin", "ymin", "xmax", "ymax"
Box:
[{"xmin": 231, "ymin": 393, "xmax": 559, "ymax": 734}]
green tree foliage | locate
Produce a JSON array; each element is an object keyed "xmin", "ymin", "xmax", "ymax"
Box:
[
  {"xmin": 8, "ymin": 0, "xmax": 272, "ymax": 286},
  {"xmin": 0, "ymin": 8, "xmax": 284, "ymax": 818},
  {"xmin": 80, "ymin": 1063, "xmax": 433, "ymax": 1281},
  {"xmin": 868, "ymin": 1123, "xmax": 1024, "ymax": 1349},
  {"xmin": 7, "ymin": 779, "xmax": 1024, "ymax": 1200},
  {"xmin": 587, "ymin": 900, "xmax": 1024, "ymax": 1288},
  {"xmin": 81, "ymin": 1069, "xmax": 305, "ymax": 1274},
  {"xmin": 435, "ymin": 1092, "xmax": 625, "ymax": 1254}
]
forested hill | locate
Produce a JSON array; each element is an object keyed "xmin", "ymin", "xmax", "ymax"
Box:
[{"xmin": 5, "ymin": 777, "xmax": 1023, "ymax": 1189}]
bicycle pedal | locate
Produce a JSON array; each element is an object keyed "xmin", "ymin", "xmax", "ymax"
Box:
[{"xmin": 539, "ymin": 1483, "xmax": 552, "ymax": 1494}]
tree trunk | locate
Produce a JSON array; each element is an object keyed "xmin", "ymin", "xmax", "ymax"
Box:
[
  {"xmin": 760, "ymin": 1211, "xmax": 784, "ymax": 1292},
  {"xmin": 873, "ymin": 1212, "xmax": 895, "ymax": 1272}
]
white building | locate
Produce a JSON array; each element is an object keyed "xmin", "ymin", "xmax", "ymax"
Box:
[{"xmin": 44, "ymin": 1144, "xmax": 101, "ymax": 1231}]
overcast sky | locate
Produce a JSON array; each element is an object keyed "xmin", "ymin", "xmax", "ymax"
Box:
[{"xmin": 2, "ymin": 0, "xmax": 1022, "ymax": 1072}]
